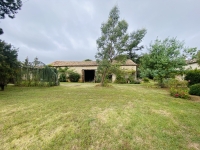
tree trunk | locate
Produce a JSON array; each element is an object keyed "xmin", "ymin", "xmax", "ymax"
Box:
[
  {"xmin": 159, "ymin": 77, "xmax": 165, "ymax": 88},
  {"xmin": 100, "ymin": 67, "xmax": 108, "ymax": 86},
  {"xmin": 0, "ymin": 84, "xmax": 5, "ymax": 91}
]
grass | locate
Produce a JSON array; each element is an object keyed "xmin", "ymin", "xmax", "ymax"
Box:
[{"xmin": 0, "ymin": 83, "xmax": 200, "ymax": 150}]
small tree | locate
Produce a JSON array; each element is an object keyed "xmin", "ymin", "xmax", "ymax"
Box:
[
  {"xmin": 0, "ymin": 40, "xmax": 20, "ymax": 90},
  {"xmin": 96, "ymin": 6, "xmax": 146, "ymax": 86},
  {"xmin": 140, "ymin": 37, "xmax": 197, "ymax": 87}
]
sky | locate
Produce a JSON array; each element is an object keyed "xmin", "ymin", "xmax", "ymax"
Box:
[{"xmin": 1, "ymin": 0, "xmax": 200, "ymax": 64}]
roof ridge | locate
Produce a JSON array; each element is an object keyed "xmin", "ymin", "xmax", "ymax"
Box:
[{"xmin": 50, "ymin": 59, "xmax": 136, "ymax": 67}]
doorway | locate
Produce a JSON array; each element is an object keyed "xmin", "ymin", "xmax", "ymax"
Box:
[{"xmin": 84, "ymin": 70, "xmax": 95, "ymax": 82}]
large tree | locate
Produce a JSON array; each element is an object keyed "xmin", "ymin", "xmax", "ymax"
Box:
[
  {"xmin": 0, "ymin": 40, "xmax": 20, "ymax": 90},
  {"xmin": 0, "ymin": 0, "xmax": 22, "ymax": 34},
  {"xmin": 139, "ymin": 37, "xmax": 197, "ymax": 87},
  {"xmin": 95, "ymin": 6, "xmax": 146, "ymax": 86}
]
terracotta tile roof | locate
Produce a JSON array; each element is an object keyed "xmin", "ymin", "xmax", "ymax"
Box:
[
  {"xmin": 50, "ymin": 59, "xmax": 137, "ymax": 67},
  {"xmin": 124, "ymin": 59, "xmax": 137, "ymax": 66},
  {"xmin": 186, "ymin": 59, "xmax": 197, "ymax": 64},
  {"xmin": 50, "ymin": 61, "xmax": 97, "ymax": 67}
]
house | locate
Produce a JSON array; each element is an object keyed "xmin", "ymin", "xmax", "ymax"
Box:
[
  {"xmin": 185, "ymin": 59, "xmax": 200, "ymax": 70},
  {"xmin": 176, "ymin": 59, "xmax": 200, "ymax": 80},
  {"xmin": 50, "ymin": 59, "xmax": 137, "ymax": 82}
]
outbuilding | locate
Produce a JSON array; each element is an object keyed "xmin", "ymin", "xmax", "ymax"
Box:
[{"xmin": 50, "ymin": 59, "xmax": 137, "ymax": 82}]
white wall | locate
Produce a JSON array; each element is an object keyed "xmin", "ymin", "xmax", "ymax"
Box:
[
  {"xmin": 185, "ymin": 63, "xmax": 200, "ymax": 70},
  {"xmin": 68, "ymin": 66, "xmax": 97, "ymax": 74},
  {"xmin": 59, "ymin": 65, "xmax": 137, "ymax": 82}
]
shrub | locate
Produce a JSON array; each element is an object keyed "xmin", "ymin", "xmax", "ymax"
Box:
[
  {"xmin": 95, "ymin": 74, "xmax": 101, "ymax": 83},
  {"xmin": 189, "ymin": 83, "xmax": 200, "ymax": 96},
  {"xmin": 143, "ymin": 77, "xmax": 150, "ymax": 83},
  {"xmin": 38, "ymin": 82, "xmax": 44, "ymax": 87},
  {"xmin": 115, "ymin": 75, "xmax": 127, "ymax": 84},
  {"xmin": 30, "ymin": 82, "xmax": 36, "ymax": 87},
  {"xmin": 185, "ymin": 69, "xmax": 200, "ymax": 86},
  {"xmin": 68, "ymin": 72, "xmax": 80, "ymax": 82},
  {"xmin": 21, "ymin": 80, "xmax": 30, "ymax": 87},
  {"xmin": 130, "ymin": 79, "xmax": 141, "ymax": 84},
  {"xmin": 164, "ymin": 78, "xmax": 188, "ymax": 88},
  {"xmin": 170, "ymin": 88, "xmax": 190, "ymax": 99},
  {"xmin": 59, "ymin": 73, "xmax": 67, "ymax": 82}
]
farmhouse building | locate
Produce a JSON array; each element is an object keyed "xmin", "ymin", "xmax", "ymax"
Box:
[
  {"xmin": 50, "ymin": 59, "xmax": 137, "ymax": 82},
  {"xmin": 185, "ymin": 59, "xmax": 200, "ymax": 70}
]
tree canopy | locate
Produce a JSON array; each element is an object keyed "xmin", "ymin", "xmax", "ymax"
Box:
[
  {"xmin": 139, "ymin": 37, "xmax": 197, "ymax": 87},
  {"xmin": 84, "ymin": 59, "xmax": 92, "ymax": 61},
  {"xmin": 95, "ymin": 6, "xmax": 146, "ymax": 86},
  {"xmin": 126, "ymin": 28, "xmax": 147, "ymax": 63},
  {"xmin": 0, "ymin": 0, "xmax": 22, "ymax": 34},
  {"xmin": 0, "ymin": 40, "xmax": 20, "ymax": 90}
]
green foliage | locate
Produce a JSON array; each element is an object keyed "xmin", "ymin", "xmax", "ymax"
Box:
[
  {"xmin": 115, "ymin": 75, "xmax": 127, "ymax": 84},
  {"xmin": 95, "ymin": 74, "xmax": 101, "ymax": 83},
  {"xmin": 58, "ymin": 67, "xmax": 69, "ymax": 73},
  {"xmin": 68, "ymin": 72, "xmax": 80, "ymax": 82},
  {"xmin": 19, "ymin": 81, "xmax": 52, "ymax": 87},
  {"xmin": 170, "ymin": 88, "xmax": 190, "ymax": 99},
  {"xmin": 140, "ymin": 37, "xmax": 196, "ymax": 87},
  {"xmin": 163, "ymin": 78, "xmax": 190, "ymax": 99},
  {"xmin": 197, "ymin": 50, "xmax": 200, "ymax": 65},
  {"xmin": 15, "ymin": 57, "xmax": 59, "ymax": 87},
  {"xmin": 95, "ymin": 6, "xmax": 146, "ymax": 86},
  {"xmin": 185, "ymin": 69, "xmax": 200, "ymax": 86},
  {"xmin": 164, "ymin": 78, "xmax": 188, "ymax": 88},
  {"xmin": 0, "ymin": 0, "xmax": 22, "ymax": 34},
  {"xmin": 143, "ymin": 77, "xmax": 150, "ymax": 83},
  {"xmin": 189, "ymin": 83, "xmax": 200, "ymax": 96},
  {"xmin": 184, "ymin": 47, "xmax": 198, "ymax": 60},
  {"xmin": 0, "ymin": 40, "xmax": 20, "ymax": 90},
  {"xmin": 84, "ymin": 59, "xmax": 92, "ymax": 61},
  {"xmin": 127, "ymin": 29, "xmax": 147, "ymax": 63},
  {"xmin": 113, "ymin": 67, "xmax": 135, "ymax": 84},
  {"xmin": 130, "ymin": 79, "xmax": 141, "ymax": 84},
  {"xmin": 59, "ymin": 73, "xmax": 67, "ymax": 82}
]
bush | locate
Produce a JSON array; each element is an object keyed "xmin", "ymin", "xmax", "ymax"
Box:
[
  {"xmin": 59, "ymin": 73, "xmax": 67, "ymax": 82},
  {"xmin": 185, "ymin": 69, "xmax": 200, "ymax": 86},
  {"xmin": 95, "ymin": 74, "xmax": 101, "ymax": 83},
  {"xmin": 30, "ymin": 81, "xmax": 36, "ymax": 87},
  {"xmin": 115, "ymin": 75, "xmax": 127, "ymax": 84},
  {"xmin": 164, "ymin": 78, "xmax": 188, "ymax": 88},
  {"xmin": 170, "ymin": 88, "xmax": 190, "ymax": 99},
  {"xmin": 130, "ymin": 79, "xmax": 141, "ymax": 84},
  {"xmin": 143, "ymin": 77, "xmax": 150, "ymax": 83},
  {"xmin": 68, "ymin": 72, "xmax": 80, "ymax": 82},
  {"xmin": 21, "ymin": 80, "xmax": 30, "ymax": 87},
  {"xmin": 189, "ymin": 83, "xmax": 200, "ymax": 96}
]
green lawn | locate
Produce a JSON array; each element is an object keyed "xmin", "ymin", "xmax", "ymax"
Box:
[{"xmin": 0, "ymin": 83, "xmax": 200, "ymax": 150}]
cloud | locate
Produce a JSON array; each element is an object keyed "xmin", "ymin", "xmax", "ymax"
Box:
[{"xmin": 0, "ymin": 0, "xmax": 199, "ymax": 64}]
